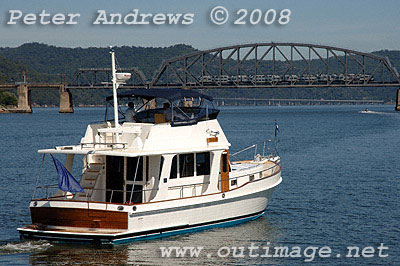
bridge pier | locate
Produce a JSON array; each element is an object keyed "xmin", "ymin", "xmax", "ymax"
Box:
[
  {"xmin": 59, "ymin": 85, "xmax": 74, "ymax": 113},
  {"xmin": 17, "ymin": 84, "xmax": 32, "ymax": 113},
  {"xmin": 396, "ymin": 89, "xmax": 400, "ymax": 111}
]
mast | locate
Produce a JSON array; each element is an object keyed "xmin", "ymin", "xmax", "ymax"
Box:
[{"xmin": 110, "ymin": 46, "xmax": 119, "ymax": 129}]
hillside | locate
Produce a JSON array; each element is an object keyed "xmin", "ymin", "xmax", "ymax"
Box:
[
  {"xmin": 0, "ymin": 43, "xmax": 197, "ymax": 105},
  {"xmin": 0, "ymin": 43, "xmax": 399, "ymax": 106},
  {"xmin": 0, "ymin": 43, "xmax": 196, "ymax": 82}
]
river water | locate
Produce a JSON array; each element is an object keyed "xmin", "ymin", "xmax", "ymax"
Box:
[{"xmin": 0, "ymin": 105, "xmax": 399, "ymax": 265}]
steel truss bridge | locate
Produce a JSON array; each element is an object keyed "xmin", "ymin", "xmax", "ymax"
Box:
[
  {"xmin": 69, "ymin": 42, "xmax": 400, "ymax": 89},
  {"xmin": 2, "ymin": 42, "xmax": 400, "ymax": 112}
]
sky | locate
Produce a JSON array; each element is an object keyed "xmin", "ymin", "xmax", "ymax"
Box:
[{"xmin": 0, "ymin": 0, "xmax": 399, "ymax": 53}]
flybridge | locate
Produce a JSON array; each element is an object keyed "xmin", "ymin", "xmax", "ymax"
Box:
[
  {"xmin": 105, "ymin": 88, "xmax": 219, "ymax": 127},
  {"xmin": 108, "ymin": 48, "xmax": 219, "ymax": 127}
]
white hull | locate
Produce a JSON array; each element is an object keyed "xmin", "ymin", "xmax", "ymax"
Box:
[{"xmin": 19, "ymin": 169, "xmax": 281, "ymax": 244}]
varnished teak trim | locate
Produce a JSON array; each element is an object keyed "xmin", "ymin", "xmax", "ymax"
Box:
[
  {"xmin": 206, "ymin": 137, "xmax": 218, "ymax": 143},
  {"xmin": 30, "ymin": 207, "xmax": 128, "ymax": 229}
]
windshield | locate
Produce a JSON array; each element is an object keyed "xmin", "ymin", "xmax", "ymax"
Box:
[{"xmin": 105, "ymin": 94, "xmax": 219, "ymax": 126}]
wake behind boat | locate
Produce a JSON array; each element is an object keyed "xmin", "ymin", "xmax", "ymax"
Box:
[
  {"xmin": 360, "ymin": 108, "xmax": 371, "ymax": 114},
  {"xmin": 17, "ymin": 48, "xmax": 282, "ymax": 244},
  {"xmin": 359, "ymin": 108, "xmax": 387, "ymax": 114}
]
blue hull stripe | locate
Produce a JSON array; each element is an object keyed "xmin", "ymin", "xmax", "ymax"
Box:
[{"xmin": 113, "ymin": 212, "xmax": 264, "ymax": 244}]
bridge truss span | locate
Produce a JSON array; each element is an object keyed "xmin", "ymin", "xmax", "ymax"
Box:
[{"xmin": 150, "ymin": 42, "xmax": 400, "ymax": 88}]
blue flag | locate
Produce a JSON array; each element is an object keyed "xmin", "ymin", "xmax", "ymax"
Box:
[
  {"xmin": 50, "ymin": 154, "xmax": 84, "ymax": 193},
  {"xmin": 275, "ymin": 120, "xmax": 279, "ymax": 138}
]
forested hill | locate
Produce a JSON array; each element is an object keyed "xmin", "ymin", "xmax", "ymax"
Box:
[
  {"xmin": 0, "ymin": 43, "xmax": 196, "ymax": 82},
  {"xmin": 0, "ymin": 43, "xmax": 197, "ymax": 105},
  {"xmin": 0, "ymin": 43, "xmax": 399, "ymax": 106}
]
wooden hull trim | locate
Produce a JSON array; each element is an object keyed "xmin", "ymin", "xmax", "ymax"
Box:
[{"xmin": 30, "ymin": 207, "xmax": 128, "ymax": 229}]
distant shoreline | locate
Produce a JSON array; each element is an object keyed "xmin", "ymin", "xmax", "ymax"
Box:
[{"xmin": 0, "ymin": 102, "xmax": 393, "ymax": 113}]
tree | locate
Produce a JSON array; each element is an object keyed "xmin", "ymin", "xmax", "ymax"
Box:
[{"xmin": 0, "ymin": 91, "xmax": 18, "ymax": 106}]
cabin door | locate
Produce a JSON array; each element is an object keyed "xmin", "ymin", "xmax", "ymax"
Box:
[
  {"xmin": 106, "ymin": 156, "xmax": 124, "ymax": 204},
  {"xmin": 125, "ymin": 156, "xmax": 147, "ymax": 204},
  {"xmin": 220, "ymin": 150, "xmax": 230, "ymax": 192}
]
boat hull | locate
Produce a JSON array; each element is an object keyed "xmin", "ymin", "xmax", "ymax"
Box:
[
  {"xmin": 19, "ymin": 168, "xmax": 281, "ymax": 244},
  {"xmin": 19, "ymin": 210, "xmax": 265, "ymax": 244}
]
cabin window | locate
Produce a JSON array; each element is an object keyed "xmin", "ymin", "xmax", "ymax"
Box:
[
  {"xmin": 145, "ymin": 156, "xmax": 149, "ymax": 181},
  {"xmin": 125, "ymin": 156, "xmax": 145, "ymax": 204},
  {"xmin": 170, "ymin": 152, "xmax": 210, "ymax": 179},
  {"xmin": 180, "ymin": 153, "xmax": 194, "ymax": 178},
  {"xmin": 249, "ymin": 174, "xmax": 255, "ymax": 181},
  {"xmin": 196, "ymin": 152, "xmax": 210, "ymax": 175},
  {"xmin": 222, "ymin": 153, "xmax": 228, "ymax": 173},
  {"xmin": 126, "ymin": 184, "xmax": 142, "ymax": 203},
  {"xmin": 159, "ymin": 156, "xmax": 164, "ymax": 180},
  {"xmin": 126, "ymin": 157, "xmax": 143, "ymax": 181},
  {"xmin": 170, "ymin": 156, "xmax": 178, "ymax": 179}
]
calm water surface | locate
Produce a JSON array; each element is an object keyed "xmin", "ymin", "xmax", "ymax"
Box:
[{"xmin": 0, "ymin": 105, "xmax": 399, "ymax": 265}]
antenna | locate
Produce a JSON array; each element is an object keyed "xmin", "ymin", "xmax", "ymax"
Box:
[{"xmin": 110, "ymin": 46, "xmax": 120, "ymax": 130}]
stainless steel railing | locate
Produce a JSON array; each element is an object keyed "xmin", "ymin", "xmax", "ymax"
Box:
[
  {"xmin": 32, "ymin": 185, "xmax": 158, "ymax": 204},
  {"xmin": 32, "ymin": 161, "xmax": 280, "ymax": 202},
  {"xmin": 168, "ymin": 181, "xmax": 211, "ymax": 198},
  {"xmin": 80, "ymin": 142, "xmax": 127, "ymax": 149},
  {"xmin": 167, "ymin": 161, "xmax": 281, "ymax": 198}
]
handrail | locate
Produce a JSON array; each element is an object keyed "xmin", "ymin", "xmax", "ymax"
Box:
[
  {"xmin": 231, "ymin": 144, "xmax": 257, "ymax": 157},
  {"xmin": 83, "ymin": 167, "xmax": 103, "ymax": 199},
  {"xmin": 32, "ymin": 154, "xmax": 46, "ymax": 200},
  {"xmin": 262, "ymin": 139, "xmax": 279, "ymax": 158},
  {"xmin": 168, "ymin": 181, "xmax": 210, "ymax": 189},
  {"xmin": 32, "ymin": 185, "xmax": 159, "ymax": 203},
  {"xmin": 167, "ymin": 181, "xmax": 211, "ymax": 198},
  {"xmin": 165, "ymin": 161, "xmax": 280, "ymax": 198},
  {"xmin": 80, "ymin": 142, "xmax": 127, "ymax": 149},
  {"xmin": 231, "ymin": 140, "xmax": 279, "ymax": 162},
  {"xmin": 32, "ymin": 157, "xmax": 280, "ymax": 202},
  {"xmin": 219, "ymin": 162, "xmax": 280, "ymax": 182},
  {"xmin": 129, "ymin": 156, "xmax": 141, "ymax": 204}
]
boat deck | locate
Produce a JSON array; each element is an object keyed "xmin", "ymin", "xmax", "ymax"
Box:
[
  {"xmin": 231, "ymin": 159, "xmax": 277, "ymax": 172},
  {"xmin": 20, "ymin": 225, "xmax": 126, "ymax": 235}
]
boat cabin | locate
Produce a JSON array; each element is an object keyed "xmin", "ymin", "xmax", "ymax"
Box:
[{"xmin": 33, "ymin": 88, "xmax": 232, "ymax": 205}]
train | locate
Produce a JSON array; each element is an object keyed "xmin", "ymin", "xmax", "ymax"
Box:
[{"xmin": 196, "ymin": 73, "xmax": 374, "ymax": 84}]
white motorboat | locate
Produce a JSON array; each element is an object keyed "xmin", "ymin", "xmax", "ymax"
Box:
[{"xmin": 18, "ymin": 48, "xmax": 282, "ymax": 244}]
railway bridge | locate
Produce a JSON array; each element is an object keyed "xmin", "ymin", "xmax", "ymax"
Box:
[{"xmin": 1, "ymin": 42, "xmax": 400, "ymax": 112}]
